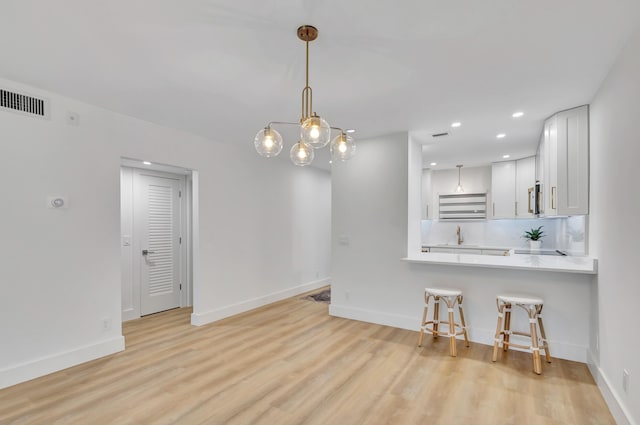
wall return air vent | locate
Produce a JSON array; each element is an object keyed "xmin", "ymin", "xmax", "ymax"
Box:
[{"xmin": 0, "ymin": 88, "xmax": 50, "ymax": 119}]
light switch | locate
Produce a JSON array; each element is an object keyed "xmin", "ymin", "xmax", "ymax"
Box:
[{"xmin": 122, "ymin": 236, "xmax": 131, "ymax": 247}]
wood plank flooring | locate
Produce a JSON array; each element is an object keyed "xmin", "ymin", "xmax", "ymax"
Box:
[{"xmin": 0, "ymin": 290, "xmax": 614, "ymax": 424}]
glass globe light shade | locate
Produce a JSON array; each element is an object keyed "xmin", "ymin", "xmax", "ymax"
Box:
[
  {"xmin": 301, "ymin": 115, "xmax": 331, "ymax": 148},
  {"xmin": 254, "ymin": 127, "xmax": 283, "ymax": 157},
  {"xmin": 330, "ymin": 133, "xmax": 356, "ymax": 161},
  {"xmin": 290, "ymin": 141, "xmax": 314, "ymax": 166}
]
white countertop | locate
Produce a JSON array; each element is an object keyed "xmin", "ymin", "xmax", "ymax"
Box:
[{"xmin": 403, "ymin": 252, "xmax": 597, "ymax": 274}]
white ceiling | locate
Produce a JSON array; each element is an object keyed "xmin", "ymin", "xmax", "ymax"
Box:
[{"xmin": 1, "ymin": 1, "xmax": 639, "ymax": 171}]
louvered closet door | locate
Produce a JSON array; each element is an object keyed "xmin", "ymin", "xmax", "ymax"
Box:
[{"xmin": 138, "ymin": 174, "xmax": 182, "ymax": 316}]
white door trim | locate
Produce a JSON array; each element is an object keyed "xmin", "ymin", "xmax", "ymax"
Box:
[{"xmin": 120, "ymin": 164, "xmax": 194, "ymax": 321}]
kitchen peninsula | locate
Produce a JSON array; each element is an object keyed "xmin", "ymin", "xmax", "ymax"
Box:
[{"xmin": 403, "ymin": 250, "xmax": 597, "ymax": 274}]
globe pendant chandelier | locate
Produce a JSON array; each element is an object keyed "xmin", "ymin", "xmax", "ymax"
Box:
[
  {"xmin": 455, "ymin": 164, "xmax": 464, "ymax": 193},
  {"xmin": 254, "ymin": 25, "xmax": 356, "ymax": 166}
]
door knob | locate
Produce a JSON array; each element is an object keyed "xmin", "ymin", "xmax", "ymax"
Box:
[{"xmin": 142, "ymin": 249, "xmax": 155, "ymax": 255}]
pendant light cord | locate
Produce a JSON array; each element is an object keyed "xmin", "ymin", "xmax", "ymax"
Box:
[{"xmin": 301, "ymin": 38, "xmax": 313, "ymax": 121}]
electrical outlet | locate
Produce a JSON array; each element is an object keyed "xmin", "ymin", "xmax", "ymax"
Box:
[
  {"xmin": 623, "ymin": 369, "xmax": 630, "ymax": 393},
  {"xmin": 102, "ymin": 317, "xmax": 112, "ymax": 332}
]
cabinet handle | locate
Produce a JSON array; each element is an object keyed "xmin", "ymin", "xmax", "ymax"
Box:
[
  {"xmin": 515, "ymin": 202, "xmax": 518, "ymax": 216},
  {"xmin": 493, "ymin": 202, "xmax": 495, "ymax": 216},
  {"xmin": 527, "ymin": 187, "xmax": 533, "ymax": 213},
  {"xmin": 551, "ymin": 186, "xmax": 556, "ymax": 209},
  {"xmin": 426, "ymin": 204, "xmax": 428, "ymax": 218}
]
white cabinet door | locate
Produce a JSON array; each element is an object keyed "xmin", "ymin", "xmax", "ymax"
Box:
[
  {"xmin": 491, "ymin": 161, "xmax": 516, "ymax": 218},
  {"xmin": 556, "ymin": 105, "xmax": 589, "ymax": 215},
  {"xmin": 481, "ymin": 249, "xmax": 510, "ymax": 256},
  {"xmin": 536, "ymin": 132, "xmax": 544, "ymax": 214},
  {"xmin": 543, "ymin": 116, "xmax": 558, "ymax": 216},
  {"xmin": 538, "ymin": 106, "xmax": 589, "ymax": 217},
  {"xmin": 536, "ymin": 132, "xmax": 544, "ymax": 182},
  {"xmin": 516, "ymin": 156, "xmax": 536, "ymax": 217}
]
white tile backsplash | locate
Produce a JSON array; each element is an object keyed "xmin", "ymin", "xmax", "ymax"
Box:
[{"xmin": 421, "ymin": 216, "xmax": 587, "ymax": 254}]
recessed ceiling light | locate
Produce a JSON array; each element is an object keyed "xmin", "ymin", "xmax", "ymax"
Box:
[
  {"xmin": 345, "ymin": 129, "xmax": 356, "ymax": 133},
  {"xmin": 451, "ymin": 122, "xmax": 461, "ymax": 128},
  {"xmin": 329, "ymin": 160, "xmax": 333, "ymax": 164},
  {"xmin": 430, "ymin": 162, "xmax": 437, "ymax": 166},
  {"xmin": 496, "ymin": 133, "xmax": 506, "ymax": 139},
  {"xmin": 512, "ymin": 111, "xmax": 524, "ymax": 118},
  {"xmin": 143, "ymin": 161, "xmax": 152, "ymax": 165},
  {"xmin": 502, "ymin": 154, "xmax": 510, "ymax": 159}
]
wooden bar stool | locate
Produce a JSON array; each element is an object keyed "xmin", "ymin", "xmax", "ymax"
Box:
[
  {"xmin": 492, "ymin": 294, "xmax": 552, "ymax": 374},
  {"xmin": 417, "ymin": 287, "xmax": 470, "ymax": 356}
]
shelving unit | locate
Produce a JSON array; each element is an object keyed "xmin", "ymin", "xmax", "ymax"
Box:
[{"xmin": 439, "ymin": 193, "xmax": 487, "ymax": 220}]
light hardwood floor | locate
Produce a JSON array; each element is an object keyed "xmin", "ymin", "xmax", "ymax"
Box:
[{"xmin": 1, "ymin": 291, "xmax": 614, "ymax": 425}]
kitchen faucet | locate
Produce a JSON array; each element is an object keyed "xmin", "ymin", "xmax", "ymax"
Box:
[{"xmin": 457, "ymin": 225, "xmax": 463, "ymax": 245}]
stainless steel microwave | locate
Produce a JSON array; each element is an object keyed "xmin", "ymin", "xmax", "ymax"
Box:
[
  {"xmin": 528, "ymin": 181, "xmax": 542, "ymax": 215},
  {"xmin": 528, "ymin": 180, "xmax": 544, "ymax": 215}
]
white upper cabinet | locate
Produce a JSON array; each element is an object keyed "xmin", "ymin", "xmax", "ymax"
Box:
[
  {"xmin": 516, "ymin": 156, "xmax": 536, "ymax": 217},
  {"xmin": 543, "ymin": 115, "xmax": 559, "ymax": 215},
  {"xmin": 491, "ymin": 161, "xmax": 516, "ymax": 218},
  {"xmin": 539, "ymin": 105, "xmax": 589, "ymax": 216},
  {"xmin": 491, "ymin": 156, "xmax": 536, "ymax": 219},
  {"xmin": 556, "ymin": 105, "xmax": 589, "ymax": 215},
  {"xmin": 536, "ymin": 132, "xmax": 544, "ymax": 213}
]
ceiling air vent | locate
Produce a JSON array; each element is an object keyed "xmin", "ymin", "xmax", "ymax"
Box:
[
  {"xmin": 0, "ymin": 88, "xmax": 50, "ymax": 119},
  {"xmin": 432, "ymin": 132, "xmax": 449, "ymax": 138}
]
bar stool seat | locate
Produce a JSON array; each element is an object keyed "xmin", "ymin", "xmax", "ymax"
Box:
[
  {"xmin": 418, "ymin": 287, "xmax": 470, "ymax": 356},
  {"xmin": 492, "ymin": 294, "xmax": 551, "ymax": 374},
  {"xmin": 426, "ymin": 288, "xmax": 463, "ymax": 297},
  {"xmin": 498, "ymin": 294, "xmax": 544, "ymax": 305}
]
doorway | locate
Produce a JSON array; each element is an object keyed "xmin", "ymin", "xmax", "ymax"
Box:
[{"xmin": 120, "ymin": 163, "xmax": 193, "ymax": 320}]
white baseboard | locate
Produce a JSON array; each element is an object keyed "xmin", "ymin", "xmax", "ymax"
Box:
[
  {"xmin": 329, "ymin": 304, "xmax": 587, "ymax": 363},
  {"xmin": 0, "ymin": 336, "xmax": 125, "ymax": 390},
  {"xmin": 329, "ymin": 303, "xmax": 418, "ymax": 331},
  {"xmin": 587, "ymin": 350, "xmax": 636, "ymax": 425},
  {"xmin": 191, "ymin": 278, "xmax": 330, "ymax": 326},
  {"xmin": 122, "ymin": 308, "xmax": 138, "ymax": 322}
]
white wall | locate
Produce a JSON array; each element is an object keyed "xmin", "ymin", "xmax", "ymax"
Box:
[
  {"xmin": 120, "ymin": 167, "xmax": 136, "ymax": 320},
  {"xmin": 0, "ymin": 77, "xmax": 331, "ymax": 388},
  {"xmin": 589, "ymin": 28, "xmax": 640, "ymax": 425},
  {"xmin": 331, "ymin": 132, "xmax": 593, "ymax": 363}
]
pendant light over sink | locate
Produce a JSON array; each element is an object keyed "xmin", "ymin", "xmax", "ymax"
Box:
[
  {"xmin": 455, "ymin": 164, "xmax": 464, "ymax": 193},
  {"xmin": 254, "ymin": 25, "xmax": 355, "ymax": 166}
]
